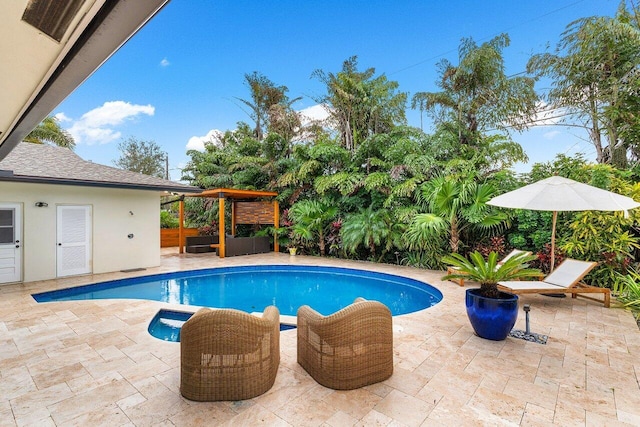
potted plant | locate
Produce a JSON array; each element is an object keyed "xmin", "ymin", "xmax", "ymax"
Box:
[
  {"xmin": 287, "ymin": 233, "xmax": 302, "ymax": 256},
  {"xmin": 442, "ymin": 251, "xmax": 541, "ymax": 341}
]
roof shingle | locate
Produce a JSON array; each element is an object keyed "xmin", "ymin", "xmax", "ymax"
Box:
[{"xmin": 0, "ymin": 142, "xmax": 200, "ymax": 193}]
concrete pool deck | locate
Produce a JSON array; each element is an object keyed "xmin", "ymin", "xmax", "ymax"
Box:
[{"xmin": 1, "ymin": 249, "xmax": 639, "ymax": 426}]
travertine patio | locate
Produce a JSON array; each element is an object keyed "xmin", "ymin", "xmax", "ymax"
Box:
[{"xmin": 1, "ymin": 250, "xmax": 639, "ymax": 426}]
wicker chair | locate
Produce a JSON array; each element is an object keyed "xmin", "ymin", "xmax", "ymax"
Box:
[
  {"xmin": 180, "ymin": 306, "xmax": 280, "ymax": 401},
  {"xmin": 297, "ymin": 298, "xmax": 393, "ymax": 390}
]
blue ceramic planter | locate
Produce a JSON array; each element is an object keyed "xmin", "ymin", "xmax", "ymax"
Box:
[{"xmin": 465, "ymin": 288, "xmax": 518, "ymax": 341}]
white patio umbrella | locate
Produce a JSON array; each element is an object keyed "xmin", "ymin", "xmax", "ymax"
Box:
[{"xmin": 487, "ymin": 176, "xmax": 640, "ymax": 271}]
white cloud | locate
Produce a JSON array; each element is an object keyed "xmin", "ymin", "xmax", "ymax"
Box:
[
  {"xmin": 298, "ymin": 104, "xmax": 330, "ymax": 126},
  {"xmin": 54, "ymin": 112, "xmax": 72, "ymax": 122},
  {"xmin": 160, "ymin": 57, "xmax": 170, "ymax": 67},
  {"xmin": 531, "ymin": 101, "xmax": 563, "ymax": 126},
  {"xmin": 543, "ymin": 130, "xmax": 561, "ymax": 140},
  {"xmin": 185, "ymin": 105, "xmax": 332, "ymax": 152},
  {"xmin": 186, "ymin": 129, "xmax": 224, "ymax": 151},
  {"xmin": 66, "ymin": 101, "xmax": 155, "ymax": 145},
  {"xmin": 293, "ymin": 104, "xmax": 335, "ymax": 142}
]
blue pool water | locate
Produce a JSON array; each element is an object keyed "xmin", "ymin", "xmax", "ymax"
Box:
[
  {"xmin": 148, "ymin": 309, "xmax": 192, "ymax": 342},
  {"xmin": 147, "ymin": 309, "xmax": 296, "ymax": 342},
  {"xmin": 32, "ymin": 265, "xmax": 442, "ymax": 316}
]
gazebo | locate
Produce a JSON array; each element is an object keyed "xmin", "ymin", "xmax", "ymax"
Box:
[{"xmin": 177, "ymin": 188, "xmax": 279, "ymax": 258}]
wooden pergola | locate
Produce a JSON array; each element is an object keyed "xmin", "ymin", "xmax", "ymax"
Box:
[{"xmin": 178, "ymin": 188, "xmax": 279, "ymax": 258}]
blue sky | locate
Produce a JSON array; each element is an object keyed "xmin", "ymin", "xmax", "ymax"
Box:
[{"xmin": 54, "ymin": 0, "xmax": 622, "ymax": 179}]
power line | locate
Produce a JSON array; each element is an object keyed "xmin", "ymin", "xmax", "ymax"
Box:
[{"xmin": 389, "ymin": 0, "xmax": 589, "ymax": 77}]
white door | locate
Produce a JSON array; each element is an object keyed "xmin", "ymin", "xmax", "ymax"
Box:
[
  {"xmin": 57, "ymin": 205, "xmax": 92, "ymax": 277},
  {"xmin": 0, "ymin": 203, "xmax": 22, "ymax": 284}
]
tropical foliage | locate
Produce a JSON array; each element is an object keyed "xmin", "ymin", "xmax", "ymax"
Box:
[
  {"xmin": 313, "ymin": 56, "xmax": 407, "ymax": 152},
  {"xmin": 25, "ymin": 116, "xmax": 75, "ymax": 149},
  {"xmin": 527, "ymin": 5, "xmax": 640, "ymax": 168},
  {"xmin": 341, "ymin": 206, "xmax": 403, "ymax": 261},
  {"xmin": 614, "ymin": 268, "xmax": 640, "ymax": 312},
  {"xmin": 160, "ymin": 210, "xmax": 180, "ymax": 228},
  {"xmin": 412, "ymin": 34, "xmax": 538, "ymax": 147},
  {"xmin": 288, "ymin": 200, "xmax": 337, "ymax": 256},
  {"xmin": 178, "ymin": 4, "xmax": 640, "ymax": 304},
  {"xmin": 405, "ymin": 174, "xmax": 508, "ymax": 255}
]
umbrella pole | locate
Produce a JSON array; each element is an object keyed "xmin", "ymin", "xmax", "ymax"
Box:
[{"xmin": 550, "ymin": 211, "xmax": 557, "ymax": 272}]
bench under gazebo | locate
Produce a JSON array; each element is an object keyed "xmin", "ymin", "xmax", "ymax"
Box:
[{"xmin": 177, "ymin": 188, "xmax": 280, "ymax": 258}]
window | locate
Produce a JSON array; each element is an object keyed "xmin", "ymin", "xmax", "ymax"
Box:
[{"xmin": 0, "ymin": 209, "xmax": 14, "ymax": 244}]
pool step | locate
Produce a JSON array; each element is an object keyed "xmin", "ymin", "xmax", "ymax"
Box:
[{"xmin": 149, "ymin": 309, "xmax": 297, "ymax": 342}]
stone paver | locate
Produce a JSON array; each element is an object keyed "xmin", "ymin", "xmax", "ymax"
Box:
[{"xmin": 0, "ymin": 249, "xmax": 638, "ymax": 426}]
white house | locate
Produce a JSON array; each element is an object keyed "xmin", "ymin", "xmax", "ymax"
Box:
[{"xmin": 0, "ymin": 142, "xmax": 200, "ymax": 284}]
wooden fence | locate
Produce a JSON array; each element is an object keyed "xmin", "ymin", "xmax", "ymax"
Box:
[{"xmin": 160, "ymin": 228, "xmax": 199, "ymax": 247}]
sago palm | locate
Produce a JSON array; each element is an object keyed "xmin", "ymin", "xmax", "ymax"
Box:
[{"xmin": 442, "ymin": 251, "xmax": 541, "ymax": 298}]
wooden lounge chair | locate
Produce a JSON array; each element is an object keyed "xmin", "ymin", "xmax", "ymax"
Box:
[
  {"xmin": 498, "ymin": 258, "xmax": 610, "ymax": 308},
  {"xmin": 297, "ymin": 297, "xmax": 393, "ymax": 390},
  {"xmin": 446, "ymin": 249, "xmax": 531, "ymax": 286},
  {"xmin": 180, "ymin": 306, "xmax": 280, "ymax": 401}
]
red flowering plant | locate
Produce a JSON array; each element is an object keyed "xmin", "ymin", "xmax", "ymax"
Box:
[
  {"xmin": 280, "ymin": 209, "xmax": 299, "ymax": 249},
  {"xmin": 533, "ymin": 243, "xmax": 564, "ymax": 274},
  {"xmin": 326, "ymin": 219, "xmax": 343, "ymax": 257},
  {"xmin": 198, "ymin": 220, "xmax": 218, "ymax": 236},
  {"xmin": 472, "ymin": 236, "xmax": 507, "ymax": 258}
]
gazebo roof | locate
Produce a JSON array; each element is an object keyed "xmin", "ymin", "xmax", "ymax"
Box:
[{"xmin": 190, "ymin": 188, "xmax": 278, "ymax": 199}]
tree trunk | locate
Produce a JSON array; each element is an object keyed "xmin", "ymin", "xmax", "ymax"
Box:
[
  {"xmin": 611, "ymin": 143, "xmax": 628, "ymax": 169},
  {"xmin": 588, "ymin": 93, "xmax": 605, "ymax": 163},
  {"xmin": 319, "ymin": 230, "xmax": 326, "ymax": 256},
  {"xmin": 608, "ymin": 127, "xmax": 628, "ymax": 169},
  {"xmin": 479, "ymin": 282, "xmax": 500, "ymax": 299},
  {"xmin": 450, "ymin": 217, "xmax": 460, "ymax": 253}
]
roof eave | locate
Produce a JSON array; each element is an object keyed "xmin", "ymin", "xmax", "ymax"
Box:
[
  {"xmin": 0, "ymin": 0, "xmax": 171, "ymax": 161},
  {"xmin": 0, "ymin": 174, "xmax": 201, "ymax": 193}
]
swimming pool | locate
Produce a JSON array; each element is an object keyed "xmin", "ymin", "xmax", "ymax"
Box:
[
  {"xmin": 32, "ymin": 265, "xmax": 442, "ymax": 316},
  {"xmin": 147, "ymin": 309, "xmax": 297, "ymax": 342}
]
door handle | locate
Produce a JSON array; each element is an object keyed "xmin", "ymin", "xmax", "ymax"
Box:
[
  {"xmin": 16, "ymin": 245, "xmax": 20, "ymax": 248},
  {"xmin": 58, "ymin": 243, "xmax": 62, "ymax": 246}
]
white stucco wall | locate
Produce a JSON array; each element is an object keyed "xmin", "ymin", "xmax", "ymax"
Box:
[{"xmin": 0, "ymin": 181, "xmax": 161, "ymax": 282}]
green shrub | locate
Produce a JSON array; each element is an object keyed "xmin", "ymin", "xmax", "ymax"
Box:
[
  {"xmin": 160, "ymin": 210, "xmax": 179, "ymax": 228},
  {"xmin": 614, "ymin": 268, "xmax": 640, "ymax": 312}
]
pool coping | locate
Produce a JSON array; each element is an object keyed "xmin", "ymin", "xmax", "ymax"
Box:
[{"xmin": 1, "ymin": 250, "xmax": 637, "ymax": 425}]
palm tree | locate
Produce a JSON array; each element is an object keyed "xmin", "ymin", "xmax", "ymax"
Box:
[
  {"xmin": 313, "ymin": 56, "xmax": 407, "ymax": 152},
  {"xmin": 236, "ymin": 72, "xmax": 301, "ymax": 142},
  {"xmin": 341, "ymin": 207, "xmax": 402, "ymax": 260},
  {"xmin": 404, "ymin": 175, "xmax": 507, "ymax": 254},
  {"xmin": 24, "ymin": 116, "xmax": 75, "ymax": 149},
  {"xmin": 526, "ymin": 6, "xmax": 640, "ymax": 167},
  {"xmin": 411, "ymin": 34, "xmax": 537, "ymax": 148},
  {"xmin": 289, "ymin": 200, "xmax": 337, "ymax": 256}
]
